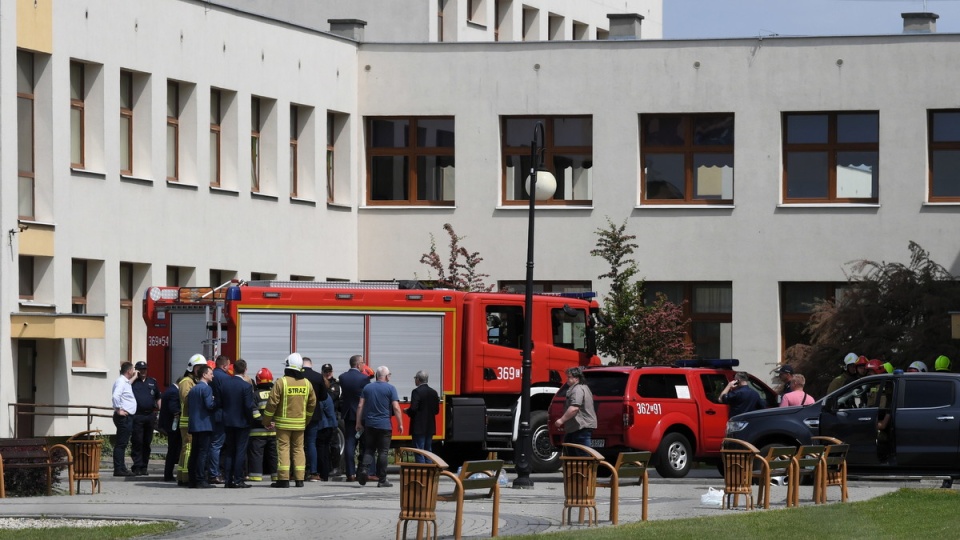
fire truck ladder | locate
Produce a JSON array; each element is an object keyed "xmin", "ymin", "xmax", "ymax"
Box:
[{"xmin": 200, "ymin": 280, "xmax": 233, "ymax": 359}]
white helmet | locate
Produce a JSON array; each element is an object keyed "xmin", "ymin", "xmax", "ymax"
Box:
[
  {"xmin": 907, "ymin": 361, "xmax": 928, "ymax": 373},
  {"xmin": 187, "ymin": 354, "xmax": 207, "ymax": 368},
  {"xmin": 284, "ymin": 352, "xmax": 304, "ymax": 371},
  {"xmin": 843, "ymin": 353, "xmax": 858, "ymax": 366}
]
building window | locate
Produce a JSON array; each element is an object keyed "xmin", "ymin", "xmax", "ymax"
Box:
[
  {"xmin": 17, "ymin": 51, "xmax": 35, "ymax": 220},
  {"xmin": 644, "ymin": 282, "xmax": 732, "ymax": 359},
  {"xmin": 780, "ymin": 282, "xmax": 848, "ymax": 355},
  {"xmin": 522, "ymin": 6, "xmax": 539, "ymax": 41},
  {"xmin": 289, "ymin": 105, "xmax": 299, "ymax": 197},
  {"xmin": 438, "ymin": 0, "xmax": 446, "ymax": 42},
  {"xmin": 251, "ymin": 97, "xmax": 262, "ymax": 192},
  {"xmin": 290, "ymin": 275, "xmax": 315, "ymax": 281},
  {"xmin": 573, "ymin": 21, "xmax": 589, "ymax": 40},
  {"xmin": 502, "ymin": 116, "xmax": 592, "ymax": 205},
  {"xmin": 326, "ymin": 112, "xmax": 335, "ymax": 203},
  {"xmin": 783, "ymin": 111, "xmax": 879, "ymax": 202},
  {"xmin": 496, "ymin": 281, "xmax": 591, "ymax": 294},
  {"xmin": 467, "ymin": 0, "xmax": 486, "ymax": 24},
  {"xmin": 70, "ymin": 61, "xmax": 85, "ymax": 168},
  {"xmin": 19, "ymin": 256, "xmax": 35, "ymax": 299},
  {"xmin": 72, "ymin": 259, "xmax": 89, "ymax": 365},
  {"xmin": 167, "ymin": 81, "xmax": 180, "ymax": 181},
  {"xmin": 367, "ymin": 117, "xmax": 455, "ymax": 205},
  {"xmin": 548, "ymin": 13, "xmax": 564, "ymax": 40},
  {"xmin": 641, "ymin": 114, "xmax": 734, "ymax": 203},
  {"xmin": 251, "ymin": 272, "xmax": 277, "ymax": 281},
  {"xmin": 119, "ymin": 262, "xmax": 134, "ymax": 363},
  {"xmin": 928, "ymin": 110, "xmax": 960, "ymax": 201},
  {"xmin": 119, "ymin": 70, "xmax": 134, "ymax": 175},
  {"xmin": 166, "ymin": 266, "xmax": 183, "ymax": 287},
  {"xmin": 210, "ymin": 89, "xmax": 222, "ymax": 187}
]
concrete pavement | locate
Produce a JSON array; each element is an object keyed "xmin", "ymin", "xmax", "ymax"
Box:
[{"xmin": 0, "ymin": 464, "xmax": 920, "ymax": 539}]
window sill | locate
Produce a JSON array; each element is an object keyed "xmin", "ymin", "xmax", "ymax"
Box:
[
  {"xmin": 70, "ymin": 167, "xmax": 107, "ymax": 178},
  {"xmin": 360, "ymin": 204, "xmax": 457, "ymax": 210},
  {"xmin": 495, "ymin": 204, "xmax": 594, "ymax": 211},
  {"xmin": 166, "ymin": 180, "xmax": 198, "ymax": 190},
  {"xmin": 19, "ymin": 300, "xmax": 56, "ymax": 309},
  {"xmin": 635, "ymin": 204, "xmax": 735, "ymax": 210},
  {"xmin": 290, "ymin": 197, "xmax": 317, "ymax": 206},
  {"xmin": 251, "ymin": 192, "xmax": 279, "ymax": 201},
  {"xmin": 466, "ymin": 20, "xmax": 488, "ymax": 31},
  {"xmin": 327, "ymin": 201, "xmax": 353, "ymax": 210},
  {"xmin": 922, "ymin": 201, "xmax": 960, "ymax": 207},
  {"xmin": 210, "ymin": 185, "xmax": 240, "ymax": 196},
  {"xmin": 777, "ymin": 203, "xmax": 880, "ymax": 208},
  {"xmin": 71, "ymin": 366, "xmax": 110, "ymax": 375},
  {"xmin": 120, "ymin": 173, "xmax": 155, "ymax": 185},
  {"xmin": 18, "ymin": 219, "xmax": 56, "ymax": 228}
]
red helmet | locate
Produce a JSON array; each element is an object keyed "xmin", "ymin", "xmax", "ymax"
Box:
[
  {"xmin": 866, "ymin": 359, "xmax": 885, "ymax": 375},
  {"xmin": 855, "ymin": 355, "xmax": 869, "ymax": 367},
  {"xmin": 256, "ymin": 367, "xmax": 273, "ymax": 385}
]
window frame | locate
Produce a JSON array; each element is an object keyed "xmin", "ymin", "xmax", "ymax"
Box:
[
  {"xmin": 70, "ymin": 61, "xmax": 86, "ymax": 169},
  {"xmin": 782, "ymin": 111, "xmax": 880, "ymax": 204},
  {"xmin": 501, "ymin": 115, "xmax": 593, "ymax": 206},
  {"xmin": 19, "ymin": 256, "xmax": 35, "ymax": 300},
  {"xmin": 640, "ymin": 113, "xmax": 735, "ymax": 205},
  {"xmin": 643, "ymin": 281, "xmax": 732, "ymax": 359},
  {"xmin": 780, "ymin": 281, "xmax": 848, "ymax": 357},
  {"xmin": 119, "ymin": 262, "xmax": 134, "ymax": 363},
  {"xmin": 251, "ymin": 96, "xmax": 262, "ymax": 193},
  {"xmin": 119, "ymin": 70, "xmax": 134, "ymax": 175},
  {"xmin": 166, "ymin": 80, "xmax": 180, "ymax": 181},
  {"xmin": 71, "ymin": 259, "xmax": 89, "ymax": 366},
  {"xmin": 17, "ymin": 51, "xmax": 36, "ymax": 221},
  {"xmin": 326, "ymin": 112, "xmax": 335, "ymax": 203},
  {"xmin": 365, "ymin": 116, "xmax": 455, "ymax": 206},
  {"xmin": 210, "ymin": 89, "xmax": 222, "ymax": 187},
  {"xmin": 290, "ymin": 104, "xmax": 299, "ymax": 198},
  {"xmin": 927, "ymin": 109, "xmax": 960, "ymax": 202}
]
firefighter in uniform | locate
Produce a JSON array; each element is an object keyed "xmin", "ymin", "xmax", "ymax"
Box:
[
  {"xmin": 262, "ymin": 353, "xmax": 316, "ymax": 488},
  {"xmin": 176, "ymin": 354, "xmax": 208, "ymax": 485},
  {"xmin": 247, "ymin": 367, "xmax": 278, "ymax": 482}
]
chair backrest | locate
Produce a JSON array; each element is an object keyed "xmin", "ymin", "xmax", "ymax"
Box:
[
  {"xmin": 822, "ymin": 444, "xmax": 849, "ymax": 470},
  {"xmin": 792, "ymin": 445, "xmax": 825, "ymax": 472},
  {"xmin": 722, "ymin": 438, "xmax": 760, "ymax": 453},
  {"xmin": 562, "ymin": 443, "xmax": 604, "ymax": 460},
  {"xmin": 614, "ymin": 451, "xmax": 651, "ymax": 479},
  {"xmin": 761, "ymin": 445, "xmax": 797, "ymax": 475},
  {"xmin": 458, "ymin": 459, "xmax": 503, "ymax": 493},
  {"xmin": 721, "ymin": 449, "xmax": 755, "ymax": 492}
]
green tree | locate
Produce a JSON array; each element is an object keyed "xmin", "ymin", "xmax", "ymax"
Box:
[
  {"xmin": 590, "ymin": 218, "xmax": 692, "ymax": 365},
  {"xmin": 789, "ymin": 242, "xmax": 960, "ymax": 396},
  {"xmin": 418, "ymin": 223, "xmax": 493, "ymax": 292}
]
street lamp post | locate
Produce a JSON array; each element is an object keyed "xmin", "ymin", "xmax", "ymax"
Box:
[{"xmin": 513, "ymin": 121, "xmax": 556, "ymax": 489}]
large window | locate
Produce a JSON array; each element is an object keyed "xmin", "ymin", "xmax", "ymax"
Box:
[
  {"xmin": 327, "ymin": 112, "xmax": 336, "ymax": 203},
  {"xmin": 497, "ymin": 281, "xmax": 591, "ymax": 294},
  {"xmin": 210, "ymin": 89, "xmax": 222, "ymax": 186},
  {"xmin": 644, "ymin": 282, "xmax": 732, "ymax": 359},
  {"xmin": 19, "ymin": 256, "xmax": 35, "ymax": 299},
  {"xmin": 119, "ymin": 71, "xmax": 134, "ymax": 175},
  {"xmin": 17, "ymin": 51, "xmax": 35, "ymax": 220},
  {"xmin": 251, "ymin": 97, "xmax": 261, "ymax": 192},
  {"xmin": 783, "ymin": 112, "xmax": 879, "ymax": 202},
  {"xmin": 166, "ymin": 81, "xmax": 180, "ymax": 181},
  {"xmin": 780, "ymin": 282, "xmax": 848, "ymax": 355},
  {"xmin": 72, "ymin": 259, "xmax": 89, "ymax": 366},
  {"xmin": 70, "ymin": 61, "xmax": 85, "ymax": 168},
  {"xmin": 502, "ymin": 116, "xmax": 592, "ymax": 205},
  {"xmin": 928, "ymin": 110, "xmax": 960, "ymax": 201},
  {"xmin": 367, "ymin": 117, "xmax": 455, "ymax": 205},
  {"xmin": 290, "ymin": 105, "xmax": 300, "ymax": 197},
  {"xmin": 119, "ymin": 263, "xmax": 134, "ymax": 363},
  {"xmin": 641, "ymin": 114, "xmax": 734, "ymax": 204}
]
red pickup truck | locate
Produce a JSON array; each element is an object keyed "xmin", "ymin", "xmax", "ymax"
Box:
[{"xmin": 548, "ymin": 360, "xmax": 777, "ymax": 477}]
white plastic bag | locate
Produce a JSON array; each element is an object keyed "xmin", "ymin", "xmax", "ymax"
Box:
[
  {"xmin": 497, "ymin": 469, "xmax": 508, "ymax": 486},
  {"xmin": 700, "ymin": 486, "xmax": 723, "ymax": 507}
]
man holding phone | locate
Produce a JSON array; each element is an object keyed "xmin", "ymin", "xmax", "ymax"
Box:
[{"xmin": 720, "ymin": 371, "xmax": 765, "ymax": 417}]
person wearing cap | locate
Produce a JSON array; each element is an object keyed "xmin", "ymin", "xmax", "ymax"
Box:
[
  {"xmin": 262, "ymin": 352, "xmax": 317, "ymax": 488},
  {"xmin": 774, "ymin": 364, "xmax": 794, "ymax": 400},
  {"xmin": 130, "ymin": 360, "xmax": 162, "ymax": 476},
  {"xmin": 111, "ymin": 361, "xmax": 138, "ymax": 477},
  {"xmin": 827, "ymin": 352, "xmax": 861, "ymax": 394}
]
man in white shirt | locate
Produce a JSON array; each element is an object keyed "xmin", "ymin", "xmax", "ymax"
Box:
[{"xmin": 112, "ymin": 361, "xmax": 138, "ymax": 476}]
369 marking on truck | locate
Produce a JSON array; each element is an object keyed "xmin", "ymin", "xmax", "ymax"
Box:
[
  {"xmin": 496, "ymin": 366, "xmax": 523, "ymax": 380},
  {"xmin": 147, "ymin": 335, "xmax": 169, "ymax": 348},
  {"xmin": 637, "ymin": 403, "xmax": 662, "ymax": 415}
]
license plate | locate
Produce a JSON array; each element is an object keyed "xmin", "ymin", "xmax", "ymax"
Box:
[{"xmin": 590, "ymin": 439, "xmax": 605, "ymax": 448}]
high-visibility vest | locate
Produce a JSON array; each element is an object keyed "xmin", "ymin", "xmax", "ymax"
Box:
[
  {"xmin": 178, "ymin": 375, "xmax": 196, "ymax": 425},
  {"xmin": 263, "ymin": 376, "xmax": 316, "ymax": 430}
]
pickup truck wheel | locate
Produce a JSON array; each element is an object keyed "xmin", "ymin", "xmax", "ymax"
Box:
[
  {"xmin": 525, "ymin": 410, "xmax": 561, "ymax": 473},
  {"xmin": 655, "ymin": 433, "xmax": 692, "ymax": 478}
]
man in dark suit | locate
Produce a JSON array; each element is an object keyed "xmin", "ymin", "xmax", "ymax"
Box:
[
  {"xmin": 301, "ymin": 357, "xmax": 329, "ymax": 481},
  {"xmin": 207, "ymin": 355, "xmax": 232, "ymax": 484},
  {"xmin": 338, "ymin": 355, "xmax": 370, "ymax": 482},
  {"xmin": 219, "ymin": 359, "xmax": 260, "ymax": 488},
  {"xmin": 405, "ymin": 370, "xmax": 440, "ymax": 463},
  {"xmin": 157, "ymin": 381, "xmax": 182, "ymax": 482}
]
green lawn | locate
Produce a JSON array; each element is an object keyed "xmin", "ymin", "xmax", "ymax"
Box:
[
  {"xmin": 0, "ymin": 521, "xmax": 177, "ymax": 539},
  {"xmin": 512, "ymin": 489, "xmax": 960, "ymax": 540}
]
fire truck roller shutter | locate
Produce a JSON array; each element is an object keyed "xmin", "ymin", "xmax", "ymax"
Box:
[
  {"xmin": 294, "ymin": 314, "xmax": 365, "ymax": 373},
  {"xmin": 366, "ymin": 314, "xmax": 444, "ymax": 404},
  {"xmin": 238, "ymin": 312, "xmax": 294, "ymax": 383},
  {"xmin": 169, "ymin": 312, "xmax": 209, "ymax": 384}
]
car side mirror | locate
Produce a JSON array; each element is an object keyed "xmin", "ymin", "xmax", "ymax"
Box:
[{"xmin": 822, "ymin": 396, "xmax": 837, "ymax": 414}]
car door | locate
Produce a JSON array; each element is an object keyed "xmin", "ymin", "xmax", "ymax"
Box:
[
  {"xmin": 698, "ymin": 373, "xmax": 732, "ymax": 455},
  {"xmin": 894, "ymin": 377, "xmax": 960, "ymax": 468},
  {"xmin": 818, "ymin": 378, "xmax": 888, "ymax": 467}
]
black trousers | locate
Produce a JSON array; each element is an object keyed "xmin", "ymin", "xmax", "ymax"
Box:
[
  {"xmin": 163, "ymin": 427, "xmax": 183, "ymax": 480},
  {"xmin": 112, "ymin": 413, "xmax": 133, "ymax": 472},
  {"xmin": 131, "ymin": 413, "xmax": 155, "ymax": 470}
]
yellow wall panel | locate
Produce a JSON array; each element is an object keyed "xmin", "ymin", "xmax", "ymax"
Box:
[{"xmin": 17, "ymin": 0, "xmax": 53, "ymax": 54}]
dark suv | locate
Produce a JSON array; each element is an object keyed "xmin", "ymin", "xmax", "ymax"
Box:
[{"xmin": 726, "ymin": 372, "xmax": 960, "ymax": 478}]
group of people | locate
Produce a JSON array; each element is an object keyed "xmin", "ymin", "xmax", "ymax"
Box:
[
  {"xmin": 111, "ymin": 352, "xmax": 441, "ymax": 489},
  {"xmin": 827, "ymin": 353, "xmax": 953, "ymax": 394}
]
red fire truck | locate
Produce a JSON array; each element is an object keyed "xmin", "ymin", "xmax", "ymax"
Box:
[{"xmin": 143, "ymin": 280, "xmax": 600, "ymax": 472}]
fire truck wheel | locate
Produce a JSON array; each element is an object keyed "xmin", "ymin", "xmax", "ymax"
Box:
[
  {"xmin": 655, "ymin": 432, "xmax": 692, "ymax": 478},
  {"xmin": 527, "ymin": 410, "xmax": 561, "ymax": 473}
]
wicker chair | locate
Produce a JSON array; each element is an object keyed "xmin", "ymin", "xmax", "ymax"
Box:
[{"xmin": 720, "ymin": 438, "xmax": 760, "ymax": 510}]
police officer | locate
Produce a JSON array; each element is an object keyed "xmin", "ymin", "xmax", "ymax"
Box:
[
  {"xmin": 247, "ymin": 368, "xmax": 278, "ymax": 482},
  {"xmin": 177, "ymin": 354, "xmax": 208, "ymax": 486},
  {"xmin": 130, "ymin": 361, "xmax": 161, "ymax": 476},
  {"xmin": 262, "ymin": 353, "xmax": 317, "ymax": 488}
]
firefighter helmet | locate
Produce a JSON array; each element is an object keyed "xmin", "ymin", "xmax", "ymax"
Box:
[
  {"xmin": 906, "ymin": 361, "xmax": 927, "ymax": 373},
  {"xmin": 843, "ymin": 353, "xmax": 858, "ymax": 366},
  {"xmin": 284, "ymin": 352, "xmax": 304, "ymax": 370},
  {"xmin": 187, "ymin": 354, "xmax": 207, "ymax": 368},
  {"xmin": 855, "ymin": 355, "xmax": 869, "ymax": 367},
  {"xmin": 866, "ymin": 359, "xmax": 885, "ymax": 375},
  {"xmin": 256, "ymin": 367, "xmax": 273, "ymax": 384},
  {"xmin": 882, "ymin": 362, "xmax": 894, "ymax": 374},
  {"xmin": 935, "ymin": 355, "xmax": 951, "ymax": 372}
]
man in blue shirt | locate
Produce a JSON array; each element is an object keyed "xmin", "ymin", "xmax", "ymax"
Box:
[
  {"xmin": 130, "ymin": 361, "xmax": 161, "ymax": 476},
  {"xmin": 355, "ymin": 365, "xmax": 403, "ymax": 488},
  {"xmin": 720, "ymin": 371, "xmax": 766, "ymax": 417}
]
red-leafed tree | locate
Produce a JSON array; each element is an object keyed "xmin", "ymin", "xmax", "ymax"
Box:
[
  {"xmin": 591, "ymin": 218, "xmax": 693, "ymax": 366},
  {"xmin": 419, "ymin": 223, "xmax": 494, "ymax": 292}
]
